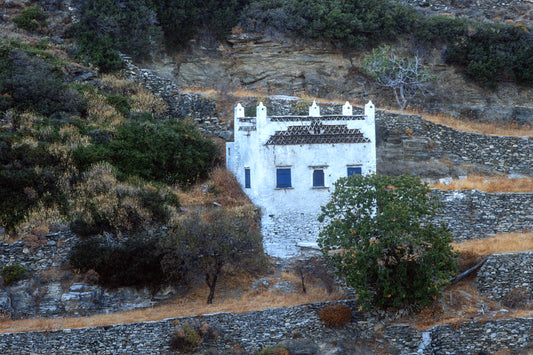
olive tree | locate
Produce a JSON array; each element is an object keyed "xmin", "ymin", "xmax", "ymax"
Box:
[
  {"xmin": 361, "ymin": 45, "xmax": 433, "ymax": 109},
  {"xmin": 163, "ymin": 206, "xmax": 265, "ymax": 304},
  {"xmin": 318, "ymin": 174, "xmax": 457, "ymax": 309}
]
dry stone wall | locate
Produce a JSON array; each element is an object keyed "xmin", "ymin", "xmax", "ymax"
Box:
[
  {"xmin": 374, "ymin": 110, "xmax": 532, "ymax": 177},
  {"xmin": 0, "ymin": 298, "xmax": 531, "ymax": 354},
  {"xmin": 433, "ymin": 190, "xmax": 533, "ymax": 241},
  {"xmin": 477, "ymin": 252, "xmax": 533, "ymax": 303},
  {"xmin": 0, "ymin": 233, "xmax": 177, "ymax": 319}
]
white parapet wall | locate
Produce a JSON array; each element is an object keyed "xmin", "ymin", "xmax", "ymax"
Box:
[{"xmin": 227, "ymin": 101, "xmax": 376, "ymax": 258}]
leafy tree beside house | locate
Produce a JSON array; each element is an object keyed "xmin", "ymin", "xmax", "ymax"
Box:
[{"xmin": 318, "ymin": 174, "xmax": 458, "ymax": 310}]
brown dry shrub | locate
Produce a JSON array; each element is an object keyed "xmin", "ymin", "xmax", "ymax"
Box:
[
  {"xmin": 503, "ymin": 287, "xmax": 531, "ymax": 309},
  {"xmin": 208, "ymin": 167, "xmax": 250, "ymax": 207},
  {"xmin": 170, "ymin": 320, "xmax": 216, "ymax": 353},
  {"xmin": 258, "ymin": 345, "xmax": 291, "ymax": 355},
  {"xmin": 318, "ymin": 304, "xmax": 352, "ymax": 328},
  {"xmin": 456, "ymin": 250, "xmax": 484, "ymax": 273},
  {"xmin": 14, "ymin": 204, "xmax": 66, "ymax": 242}
]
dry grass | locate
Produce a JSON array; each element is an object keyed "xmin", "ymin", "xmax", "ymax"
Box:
[
  {"xmin": 182, "ymin": 87, "xmax": 532, "ymax": 137},
  {"xmin": 402, "ymin": 108, "xmax": 533, "ymax": 137},
  {"xmin": 174, "ymin": 167, "xmax": 250, "ymax": 209},
  {"xmin": 452, "ymin": 232, "xmax": 533, "ymax": 257},
  {"xmin": 0, "ymin": 270, "xmax": 345, "ymax": 334},
  {"xmin": 431, "ymin": 175, "xmax": 533, "ymax": 193}
]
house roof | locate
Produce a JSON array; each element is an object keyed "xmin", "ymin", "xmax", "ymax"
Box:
[{"xmin": 265, "ymin": 120, "xmax": 371, "ymax": 145}]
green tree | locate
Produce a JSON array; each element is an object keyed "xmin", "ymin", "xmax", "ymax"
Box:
[
  {"xmin": 72, "ymin": 0, "xmax": 162, "ymax": 71},
  {"xmin": 318, "ymin": 174, "xmax": 458, "ymax": 310},
  {"xmin": 361, "ymin": 45, "xmax": 433, "ymax": 109},
  {"xmin": 163, "ymin": 207, "xmax": 264, "ymax": 304}
]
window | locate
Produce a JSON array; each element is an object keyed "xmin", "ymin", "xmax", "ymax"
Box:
[
  {"xmin": 313, "ymin": 169, "xmax": 324, "ymax": 187},
  {"xmin": 347, "ymin": 166, "xmax": 362, "ymax": 176},
  {"xmin": 276, "ymin": 168, "xmax": 291, "ymax": 188},
  {"xmin": 244, "ymin": 168, "xmax": 250, "ymax": 188}
]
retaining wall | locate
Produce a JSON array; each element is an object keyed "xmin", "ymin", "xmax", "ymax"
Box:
[
  {"xmin": 434, "ymin": 190, "xmax": 533, "ymax": 241},
  {"xmin": 477, "ymin": 252, "xmax": 533, "ymax": 303},
  {"xmin": 0, "ymin": 298, "xmax": 530, "ymax": 354}
]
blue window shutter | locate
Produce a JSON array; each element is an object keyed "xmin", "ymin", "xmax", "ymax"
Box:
[
  {"xmin": 276, "ymin": 168, "xmax": 291, "ymax": 188},
  {"xmin": 347, "ymin": 167, "xmax": 362, "ymax": 176},
  {"xmin": 313, "ymin": 169, "xmax": 324, "ymax": 187},
  {"xmin": 245, "ymin": 168, "xmax": 251, "ymax": 188}
]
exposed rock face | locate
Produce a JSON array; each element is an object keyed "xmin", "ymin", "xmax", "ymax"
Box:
[
  {"xmin": 148, "ymin": 29, "xmax": 533, "ymax": 126},
  {"xmin": 175, "ymin": 34, "xmax": 353, "ymax": 99}
]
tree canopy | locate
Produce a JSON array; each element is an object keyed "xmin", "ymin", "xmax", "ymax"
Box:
[
  {"xmin": 318, "ymin": 174, "xmax": 458, "ymax": 309},
  {"xmin": 162, "ymin": 207, "xmax": 265, "ymax": 304}
]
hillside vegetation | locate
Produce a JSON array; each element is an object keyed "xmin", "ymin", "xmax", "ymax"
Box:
[{"xmin": 67, "ymin": 0, "xmax": 533, "ymax": 90}]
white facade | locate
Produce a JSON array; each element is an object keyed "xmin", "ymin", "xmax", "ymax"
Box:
[{"xmin": 226, "ymin": 101, "xmax": 376, "ymax": 258}]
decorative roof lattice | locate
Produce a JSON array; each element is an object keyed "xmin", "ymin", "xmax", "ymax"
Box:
[
  {"xmin": 270, "ymin": 115, "xmax": 365, "ymax": 122},
  {"xmin": 266, "ymin": 120, "xmax": 370, "ymax": 145}
]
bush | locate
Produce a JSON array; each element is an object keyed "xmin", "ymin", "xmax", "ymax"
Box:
[
  {"xmin": 105, "ymin": 94, "xmax": 131, "ymax": 117},
  {"xmin": 73, "ymin": 120, "xmax": 219, "ymax": 186},
  {"xmin": 0, "ymin": 47, "xmax": 86, "ymax": 116},
  {"xmin": 13, "ymin": 6, "xmax": 47, "ymax": 32},
  {"xmin": 170, "ymin": 321, "xmax": 217, "ymax": 352},
  {"xmin": 242, "ymin": 0, "xmax": 417, "ymax": 48},
  {"xmin": 317, "ymin": 304, "xmax": 352, "ymax": 328},
  {"xmin": 258, "ymin": 346, "xmax": 291, "ymax": 355},
  {"xmin": 170, "ymin": 324, "xmax": 201, "ymax": 352},
  {"xmin": 68, "ymin": 235, "xmax": 168, "ymax": 288},
  {"xmin": 150, "ymin": 0, "xmax": 248, "ymax": 50},
  {"xmin": 1, "ymin": 264, "xmax": 28, "ymax": 286},
  {"xmin": 69, "ymin": 163, "xmax": 179, "ymax": 237},
  {"xmin": 503, "ymin": 287, "xmax": 531, "ymax": 309},
  {"xmin": 72, "ymin": 0, "xmax": 162, "ymax": 63},
  {"xmin": 0, "ymin": 135, "xmax": 68, "ymax": 232}
]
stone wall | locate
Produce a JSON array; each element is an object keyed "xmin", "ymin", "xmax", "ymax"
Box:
[
  {"xmin": 0, "ymin": 233, "xmax": 177, "ymax": 319},
  {"xmin": 374, "ymin": 110, "xmax": 532, "ymax": 177},
  {"xmin": 384, "ymin": 318, "xmax": 533, "ymax": 355},
  {"xmin": 121, "ymin": 56, "xmax": 231, "ymax": 139},
  {"xmin": 0, "ymin": 232, "xmax": 73, "ymax": 273},
  {"xmin": 0, "ymin": 298, "xmax": 531, "ymax": 354},
  {"xmin": 433, "ymin": 190, "xmax": 533, "ymax": 241},
  {"xmin": 476, "ymin": 252, "xmax": 533, "ymax": 303}
]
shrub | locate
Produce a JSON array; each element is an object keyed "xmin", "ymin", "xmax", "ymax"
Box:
[
  {"xmin": 317, "ymin": 304, "xmax": 352, "ymax": 328},
  {"xmin": 242, "ymin": 0, "xmax": 417, "ymax": 48},
  {"xmin": 258, "ymin": 345, "xmax": 291, "ymax": 355},
  {"xmin": 503, "ymin": 287, "xmax": 531, "ymax": 309},
  {"xmin": 68, "ymin": 235, "xmax": 168, "ymax": 288},
  {"xmin": 13, "ymin": 6, "xmax": 47, "ymax": 32},
  {"xmin": 72, "ymin": 0, "xmax": 162, "ymax": 65},
  {"xmin": 171, "ymin": 324, "xmax": 201, "ymax": 352},
  {"xmin": 69, "ymin": 163, "xmax": 179, "ymax": 237},
  {"xmin": 0, "ymin": 47, "xmax": 86, "ymax": 116},
  {"xmin": 1, "ymin": 264, "xmax": 28, "ymax": 286},
  {"xmin": 105, "ymin": 94, "xmax": 131, "ymax": 117},
  {"xmin": 73, "ymin": 120, "xmax": 219, "ymax": 186},
  {"xmin": 170, "ymin": 321, "xmax": 217, "ymax": 352},
  {"xmin": 0, "ymin": 134, "xmax": 68, "ymax": 232}
]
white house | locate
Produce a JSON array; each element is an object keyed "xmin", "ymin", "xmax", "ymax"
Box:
[{"xmin": 226, "ymin": 100, "xmax": 376, "ymax": 258}]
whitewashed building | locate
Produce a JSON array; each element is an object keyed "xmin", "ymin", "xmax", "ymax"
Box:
[{"xmin": 226, "ymin": 100, "xmax": 376, "ymax": 258}]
